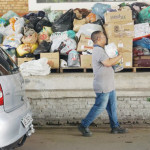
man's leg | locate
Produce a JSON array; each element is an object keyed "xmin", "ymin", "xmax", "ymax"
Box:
[
  {"xmin": 106, "ymin": 90, "xmax": 127, "ymax": 134},
  {"xmin": 81, "ymin": 93, "xmax": 109, "ymax": 127},
  {"xmin": 106, "ymin": 90, "xmax": 119, "ymax": 129}
]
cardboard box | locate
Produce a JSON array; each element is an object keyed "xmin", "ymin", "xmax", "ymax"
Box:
[
  {"xmin": 133, "ymin": 56, "xmax": 150, "ymax": 67},
  {"xmin": 80, "ymin": 55, "xmax": 92, "ymax": 68},
  {"xmin": 77, "ymin": 34, "xmax": 93, "ymax": 52},
  {"xmin": 40, "ymin": 52, "xmax": 59, "ymax": 69},
  {"xmin": 17, "ymin": 57, "xmax": 34, "ymax": 66},
  {"xmin": 105, "ymin": 10, "xmax": 132, "ymax": 23},
  {"xmin": 104, "ymin": 21, "xmax": 134, "ymax": 38},
  {"xmin": 108, "ymin": 38, "xmax": 133, "ymax": 68}
]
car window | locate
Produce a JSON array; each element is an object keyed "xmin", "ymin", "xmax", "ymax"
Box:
[{"xmin": 0, "ymin": 48, "xmax": 19, "ymax": 76}]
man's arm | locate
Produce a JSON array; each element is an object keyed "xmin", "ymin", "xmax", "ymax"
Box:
[{"xmin": 102, "ymin": 54, "xmax": 122, "ymax": 67}]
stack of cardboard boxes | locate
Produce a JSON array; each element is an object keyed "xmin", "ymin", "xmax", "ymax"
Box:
[
  {"xmin": 77, "ymin": 34, "xmax": 93, "ymax": 68},
  {"xmin": 104, "ymin": 10, "xmax": 134, "ymax": 68}
]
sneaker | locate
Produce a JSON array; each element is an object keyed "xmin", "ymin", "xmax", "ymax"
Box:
[
  {"xmin": 78, "ymin": 124, "xmax": 92, "ymax": 137},
  {"xmin": 111, "ymin": 126, "xmax": 128, "ymax": 134}
]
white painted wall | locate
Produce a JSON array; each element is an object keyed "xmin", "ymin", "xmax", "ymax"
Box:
[{"xmin": 28, "ymin": 0, "xmax": 150, "ymax": 11}]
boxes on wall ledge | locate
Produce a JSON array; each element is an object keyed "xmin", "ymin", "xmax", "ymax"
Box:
[
  {"xmin": 108, "ymin": 37, "xmax": 133, "ymax": 68},
  {"xmin": 77, "ymin": 34, "xmax": 93, "ymax": 52},
  {"xmin": 17, "ymin": 57, "xmax": 35, "ymax": 66},
  {"xmin": 80, "ymin": 55, "xmax": 92, "ymax": 68},
  {"xmin": 104, "ymin": 10, "xmax": 132, "ymax": 23},
  {"xmin": 104, "ymin": 21, "xmax": 134, "ymax": 38},
  {"xmin": 40, "ymin": 52, "xmax": 59, "ymax": 69}
]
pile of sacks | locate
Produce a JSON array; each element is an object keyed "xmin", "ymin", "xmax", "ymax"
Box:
[{"xmin": 0, "ymin": 1, "xmax": 150, "ymax": 72}]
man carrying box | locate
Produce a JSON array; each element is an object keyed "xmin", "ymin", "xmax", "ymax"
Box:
[{"xmin": 78, "ymin": 31, "xmax": 127, "ymax": 137}]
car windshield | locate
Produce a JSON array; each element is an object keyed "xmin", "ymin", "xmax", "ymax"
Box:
[{"xmin": 0, "ymin": 47, "xmax": 19, "ymax": 76}]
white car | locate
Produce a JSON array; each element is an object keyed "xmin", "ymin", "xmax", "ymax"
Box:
[{"xmin": 0, "ymin": 47, "xmax": 34, "ymax": 150}]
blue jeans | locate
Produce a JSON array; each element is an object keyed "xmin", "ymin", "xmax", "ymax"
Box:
[{"xmin": 81, "ymin": 90, "xmax": 119, "ymax": 129}]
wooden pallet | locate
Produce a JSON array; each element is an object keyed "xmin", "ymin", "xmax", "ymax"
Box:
[
  {"xmin": 60, "ymin": 67, "xmax": 150, "ymax": 73},
  {"xmin": 51, "ymin": 68, "xmax": 60, "ymax": 73},
  {"xmin": 120, "ymin": 67, "xmax": 150, "ymax": 73},
  {"xmin": 60, "ymin": 67, "xmax": 93, "ymax": 73}
]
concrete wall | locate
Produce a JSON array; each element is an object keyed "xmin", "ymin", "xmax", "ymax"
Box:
[{"xmin": 24, "ymin": 73, "xmax": 150, "ymax": 127}]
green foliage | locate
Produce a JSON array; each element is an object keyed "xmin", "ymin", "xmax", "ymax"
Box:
[{"xmin": 147, "ymin": 97, "xmax": 150, "ymax": 102}]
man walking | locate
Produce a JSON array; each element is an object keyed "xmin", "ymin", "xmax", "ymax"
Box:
[{"xmin": 78, "ymin": 31, "xmax": 127, "ymax": 137}]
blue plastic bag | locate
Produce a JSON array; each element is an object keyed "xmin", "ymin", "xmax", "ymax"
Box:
[
  {"xmin": 0, "ymin": 18, "xmax": 9, "ymax": 27},
  {"xmin": 138, "ymin": 6, "xmax": 150, "ymax": 23},
  {"xmin": 2, "ymin": 10, "xmax": 19, "ymax": 21},
  {"xmin": 133, "ymin": 38, "xmax": 150, "ymax": 49},
  {"xmin": 92, "ymin": 3, "xmax": 111, "ymax": 19}
]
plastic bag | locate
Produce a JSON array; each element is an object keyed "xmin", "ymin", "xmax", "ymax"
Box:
[
  {"xmin": 0, "ymin": 18, "xmax": 8, "ymax": 27},
  {"xmin": 133, "ymin": 38, "xmax": 150, "ymax": 49},
  {"xmin": 105, "ymin": 43, "xmax": 123, "ymax": 72},
  {"xmin": 74, "ymin": 9, "xmax": 83, "ymax": 20},
  {"xmin": 0, "ymin": 34, "xmax": 3, "ymax": 44},
  {"xmin": 52, "ymin": 9, "xmax": 75, "ymax": 32},
  {"xmin": 50, "ymin": 30, "xmax": 75, "ymax": 41},
  {"xmin": 23, "ymin": 11, "xmax": 45, "ymax": 20},
  {"xmin": 3, "ymin": 34, "xmax": 23, "ymax": 48},
  {"xmin": 93, "ymin": 18, "xmax": 105, "ymax": 26},
  {"xmin": 133, "ymin": 46, "xmax": 150, "ymax": 56},
  {"xmin": 22, "ymin": 32, "xmax": 38, "ymax": 44},
  {"xmin": 51, "ymin": 38, "xmax": 77, "ymax": 55},
  {"xmin": 38, "ymin": 31, "xmax": 50, "ymax": 43},
  {"xmin": 119, "ymin": 3, "xmax": 139, "ymax": 23},
  {"xmin": 105, "ymin": 43, "xmax": 118, "ymax": 58},
  {"xmin": 138, "ymin": 6, "xmax": 150, "ymax": 23},
  {"xmin": 48, "ymin": 10, "xmax": 63, "ymax": 22},
  {"xmin": 131, "ymin": 2, "xmax": 149, "ymax": 12},
  {"xmin": 35, "ymin": 18, "xmax": 52, "ymax": 33},
  {"xmin": 0, "ymin": 18, "xmax": 24, "ymax": 36},
  {"xmin": 73, "ymin": 19, "xmax": 86, "ymax": 32},
  {"xmin": 68, "ymin": 50, "xmax": 80, "ymax": 67},
  {"xmin": 33, "ymin": 41, "xmax": 52, "ymax": 55},
  {"xmin": 86, "ymin": 13, "xmax": 96, "ymax": 23},
  {"xmin": 76, "ymin": 23, "xmax": 103, "ymax": 38},
  {"xmin": 19, "ymin": 58, "xmax": 50, "ymax": 76},
  {"xmin": 92, "ymin": 3, "xmax": 111, "ymax": 19},
  {"xmin": 2, "ymin": 45, "xmax": 17, "ymax": 62},
  {"xmin": 28, "ymin": 16, "xmax": 40, "ymax": 27},
  {"xmin": 42, "ymin": 26, "xmax": 53, "ymax": 35},
  {"xmin": 13, "ymin": 17, "xmax": 25, "ymax": 34},
  {"xmin": 2, "ymin": 10, "xmax": 19, "ymax": 21},
  {"xmin": 67, "ymin": 30, "xmax": 76, "ymax": 39},
  {"xmin": 17, "ymin": 43, "xmax": 38, "ymax": 57},
  {"xmin": 74, "ymin": 8, "xmax": 90, "ymax": 19},
  {"xmin": 24, "ymin": 27, "xmax": 36, "ymax": 36},
  {"xmin": 60, "ymin": 59, "xmax": 68, "ymax": 68},
  {"xmin": 9, "ymin": 17, "xmax": 17, "ymax": 31}
]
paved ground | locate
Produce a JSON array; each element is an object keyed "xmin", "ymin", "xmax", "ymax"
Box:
[{"xmin": 18, "ymin": 127, "xmax": 150, "ymax": 150}]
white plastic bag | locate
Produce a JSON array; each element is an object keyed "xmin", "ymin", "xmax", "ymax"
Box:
[
  {"xmin": 76, "ymin": 23, "xmax": 103, "ymax": 38},
  {"xmin": 2, "ymin": 10, "xmax": 19, "ymax": 21},
  {"xmin": 105, "ymin": 43, "xmax": 123, "ymax": 72},
  {"xmin": 50, "ymin": 31, "xmax": 68, "ymax": 41},
  {"xmin": 60, "ymin": 59, "xmax": 68, "ymax": 68},
  {"xmin": 19, "ymin": 58, "xmax": 51, "ymax": 76},
  {"xmin": 3, "ymin": 34, "xmax": 23, "ymax": 48},
  {"xmin": 14, "ymin": 17, "xmax": 25, "ymax": 34},
  {"xmin": 105, "ymin": 43, "xmax": 118, "ymax": 58},
  {"xmin": 51, "ymin": 38, "xmax": 77, "ymax": 55},
  {"xmin": 0, "ymin": 18, "xmax": 24, "ymax": 36},
  {"xmin": 68, "ymin": 50, "xmax": 80, "ymax": 67}
]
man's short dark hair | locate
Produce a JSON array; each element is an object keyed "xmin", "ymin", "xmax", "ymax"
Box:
[{"xmin": 91, "ymin": 31, "xmax": 101, "ymax": 43}]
